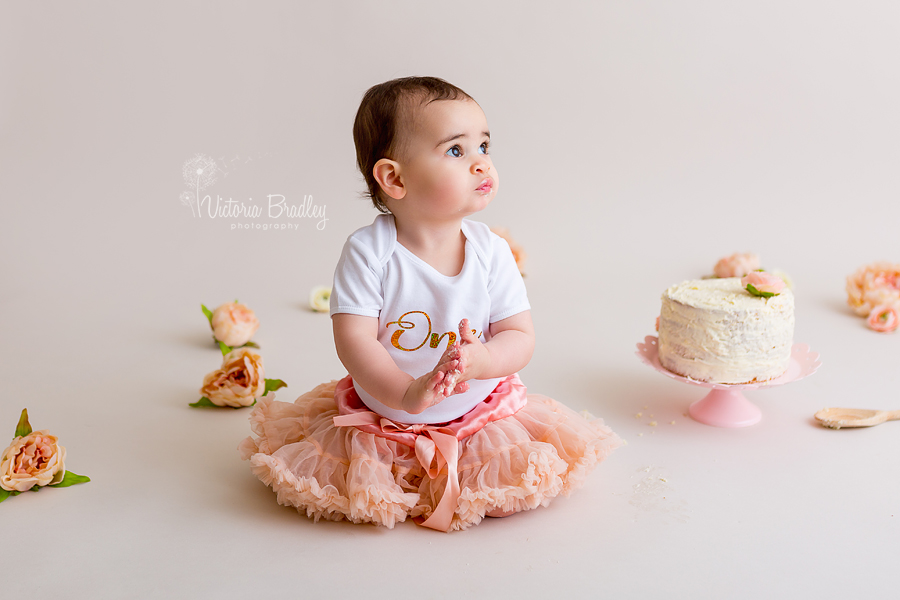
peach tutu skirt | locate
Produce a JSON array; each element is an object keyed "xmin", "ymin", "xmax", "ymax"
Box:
[{"xmin": 238, "ymin": 374, "xmax": 621, "ymax": 532}]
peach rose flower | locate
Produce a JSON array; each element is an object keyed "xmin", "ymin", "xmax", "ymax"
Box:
[
  {"xmin": 0, "ymin": 431, "xmax": 66, "ymax": 492},
  {"xmin": 742, "ymin": 271, "xmax": 786, "ymax": 296},
  {"xmin": 211, "ymin": 302, "xmax": 260, "ymax": 348},
  {"xmin": 714, "ymin": 253, "xmax": 760, "ymax": 278},
  {"xmin": 847, "ymin": 262, "xmax": 900, "ymax": 317},
  {"xmin": 200, "ymin": 347, "xmax": 266, "ymax": 407},
  {"xmin": 490, "ymin": 227, "xmax": 526, "ymax": 276},
  {"xmin": 867, "ymin": 303, "xmax": 899, "ymax": 333}
]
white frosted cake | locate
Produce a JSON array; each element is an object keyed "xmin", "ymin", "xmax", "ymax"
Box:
[{"xmin": 657, "ymin": 278, "xmax": 794, "ymax": 384}]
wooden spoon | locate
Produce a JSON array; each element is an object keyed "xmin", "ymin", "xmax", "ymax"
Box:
[{"xmin": 815, "ymin": 407, "xmax": 900, "ymax": 429}]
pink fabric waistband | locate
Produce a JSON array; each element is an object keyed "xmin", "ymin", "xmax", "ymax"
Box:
[{"xmin": 332, "ymin": 373, "xmax": 528, "ymax": 532}]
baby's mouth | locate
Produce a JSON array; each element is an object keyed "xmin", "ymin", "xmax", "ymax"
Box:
[{"xmin": 476, "ymin": 178, "xmax": 493, "ymax": 193}]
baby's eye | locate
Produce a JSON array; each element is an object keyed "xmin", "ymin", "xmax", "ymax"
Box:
[
  {"xmin": 479, "ymin": 141, "xmax": 490, "ymax": 155},
  {"xmin": 446, "ymin": 145, "xmax": 462, "ymax": 158}
]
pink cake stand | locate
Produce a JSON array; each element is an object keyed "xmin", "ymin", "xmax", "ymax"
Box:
[{"xmin": 635, "ymin": 335, "xmax": 821, "ymax": 428}]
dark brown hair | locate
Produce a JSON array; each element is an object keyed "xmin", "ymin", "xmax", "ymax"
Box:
[{"xmin": 353, "ymin": 76, "xmax": 473, "ymax": 213}]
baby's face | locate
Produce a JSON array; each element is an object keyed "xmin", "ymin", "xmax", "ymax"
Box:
[{"xmin": 397, "ymin": 98, "xmax": 498, "ymax": 222}]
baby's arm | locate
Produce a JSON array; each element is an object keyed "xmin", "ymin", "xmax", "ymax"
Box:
[
  {"xmin": 442, "ymin": 311, "xmax": 535, "ymax": 388},
  {"xmin": 332, "ymin": 313, "xmax": 468, "ymax": 415}
]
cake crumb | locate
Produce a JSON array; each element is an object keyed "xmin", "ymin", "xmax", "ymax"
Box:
[
  {"xmin": 637, "ymin": 433, "xmax": 643, "ymax": 437},
  {"xmin": 635, "ymin": 412, "xmax": 643, "ymax": 418},
  {"xmin": 659, "ymin": 478, "xmax": 668, "ymax": 483},
  {"xmin": 649, "ymin": 421, "xmax": 657, "ymax": 427},
  {"xmin": 649, "ymin": 414, "xmax": 654, "ymax": 418},
  {"xmin": 670, "ymin": 421, "xmax": 676, "ymax": 425}
]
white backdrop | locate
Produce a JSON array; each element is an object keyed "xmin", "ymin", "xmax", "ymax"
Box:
[{"xmin": 2, "ymin": 2, "xmax": 898, "ymax": 598}]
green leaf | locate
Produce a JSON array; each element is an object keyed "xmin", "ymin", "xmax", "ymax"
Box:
[
  {"xmin": 189, "ymin": 397, "xmax": 218, "ymax": 408},
  {"xmin": 14, "ymin": 408, "xmax": 32, "ymax": 438},
  {"xmin": 189, "ymin": 397, "xmax": 252, "ymax": 409},
  {"xmin": 241, "ymin": 341, "xmax": 260, "ymax": 349},
  {"xmin": 746, "ymin": 283, "xmax": 777, "ymax": 298},
  {"xmin": 201, "ymin": 304, "xmax": 214, "ymax": 327},
  {"xmin": 48, "ymin": 471, "xmax": 91, "ymax": 488},
  {"xmin": 218, "ymin": 341, "xmax": 233, "ymax": 356},
  {"xmin": 263, "ymin": 379, "xmax": 287, "ymax": 396},
  {"xmin": 0, "ymin": 489, "xmax": 9, "ymax": 503}
]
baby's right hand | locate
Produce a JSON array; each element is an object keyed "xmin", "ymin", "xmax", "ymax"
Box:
[{"xmin": 401, "ymin": 355, "xmax": 470, "ymax": 415}]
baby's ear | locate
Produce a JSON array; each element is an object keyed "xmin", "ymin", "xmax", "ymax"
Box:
[{"xmin": 373, "ymin": 158, "xmax": 406, "ymax": 200}]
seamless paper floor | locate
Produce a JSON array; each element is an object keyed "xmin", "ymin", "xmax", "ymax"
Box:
[{"xmin": 2, "ymin": 2, "xmax": 898, "ymax": 598}]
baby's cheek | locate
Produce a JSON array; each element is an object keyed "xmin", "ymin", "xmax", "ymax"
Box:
[{"xmin": 433, "ymin": 178, "xmax": 460, "ymax": 199}]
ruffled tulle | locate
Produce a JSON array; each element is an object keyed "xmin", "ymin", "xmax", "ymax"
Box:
[{"xmin": 240, "ymin": 380, "xmax": 621, "ymax": 531}]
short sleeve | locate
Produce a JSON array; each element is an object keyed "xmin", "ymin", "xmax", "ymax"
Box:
[
  {"xmin": 487, "ymin": 236, "xmax": 530, "ymax": 323},
  {"xmin": 330, "ymin": 236, "xmax": 384, "ymax": 318}
]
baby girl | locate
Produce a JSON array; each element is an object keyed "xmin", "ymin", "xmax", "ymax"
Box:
[{"xmin": 240, "ymin": 76, "xmax": 620, "ymax": 532}]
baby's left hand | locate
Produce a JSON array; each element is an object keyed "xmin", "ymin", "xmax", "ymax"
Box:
[{"xmin": 436, "ymin": 319, "xmax": 492, "ymax": 395}]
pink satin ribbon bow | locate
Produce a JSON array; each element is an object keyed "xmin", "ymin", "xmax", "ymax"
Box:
[
  {"xmin": 331, "ymin": 374, "xmax": 527, "ymax": 532},
  {"xmin": 331, "ymin": 411, "xmax": 461, "ymax": 532}
]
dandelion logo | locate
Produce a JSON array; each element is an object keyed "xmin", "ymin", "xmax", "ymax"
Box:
[
  {"xmin": 180, "ymin": 153, "xmax": 219, "ymax": 217},
  {"xmin": 179, "ymin": 191, "xmax": 195, "ymax": 211}
]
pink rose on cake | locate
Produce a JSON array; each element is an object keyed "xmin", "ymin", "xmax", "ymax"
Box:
[
  {"xmin": 199, "ymin": 347, "xmax": 267, "ymax": 408},
  {"xmin": 714, "ymin": 253, "xmax": 760, "ymax": 279},
  {"xmin": 0, "ymin": 430, "xmax": 66, "ymax": 492},
  {"xmin": 867, "ymin": 303, "xmax": 899, "ymax": 333},
  {"xmin": 768, "ymin": 269, "xmax": 794, "ymax": 290},
  {"xmin": 742, "ymin": 271, "xmax": 785, "ymax": 297},
  {"xmin": 846, "ymin": 262, "xmax": 900, "ymax": 317}
]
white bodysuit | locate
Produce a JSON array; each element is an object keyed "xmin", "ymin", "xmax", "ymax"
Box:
[{"xmin": 330, "ymin": 214, "xmax": 530, "ymax": 424}]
